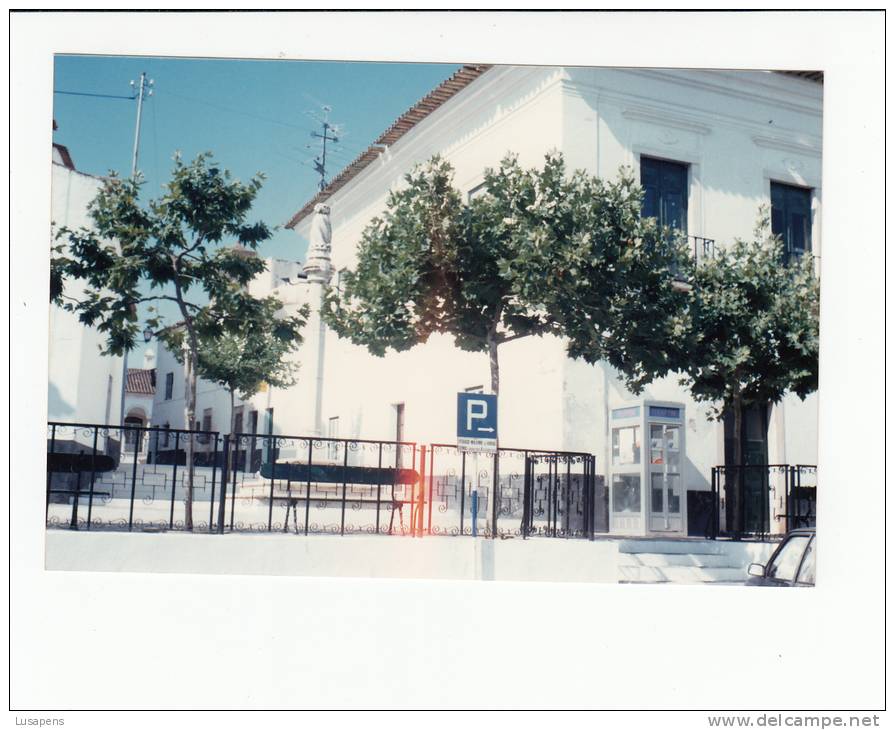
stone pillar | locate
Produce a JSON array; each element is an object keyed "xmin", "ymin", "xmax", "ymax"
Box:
[{"xmin": 301, "ymin": 203, "xmax": 333, "ymax": 436}]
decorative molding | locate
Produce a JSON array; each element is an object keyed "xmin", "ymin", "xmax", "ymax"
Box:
[
  {"xmin": 752, "ymin": 134, "xmax": 822, "ymax": 157},
  {"xmin": 657, "ymin": 129, "xmax": 679, "ymax": 146},
  {"xmin": 618, "ymin": 68, "xmax": 823, "ymax": 117},
  {"xmin": 783, "ymin": 157, "xmax": 805, "ymax": 174},
  {"xmin": 622, "ymin": 106, "xmax": 711, "ymax": 136}
]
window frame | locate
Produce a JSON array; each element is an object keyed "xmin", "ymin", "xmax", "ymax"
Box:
[
  {"xmin": 770, "ymin": 180, "xmax": 813, "ymax": 263},
  {"xmin": 639, "ymin": 155, "xmax": 690, "ymax": 236}
]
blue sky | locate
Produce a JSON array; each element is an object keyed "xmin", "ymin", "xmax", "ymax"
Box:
[
  {"xmin": 52, "ymin": 55, "xmax": 458, "ymax": 363},
  {"xmin": 53, "ymin": 55, "xmax": 458, "ymax": 263}
]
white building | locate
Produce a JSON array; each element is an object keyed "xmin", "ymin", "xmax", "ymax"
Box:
[
  {"xmin": 49, "ymin": 136, "xmax": 124, "ymax": 436},
  {"xmin": 154, "ymin": 65, "xmax": 822, "ymax": 537},
  {"xmin": 121, "ymin": 350, "xmax": 157, "ymax": 461}
]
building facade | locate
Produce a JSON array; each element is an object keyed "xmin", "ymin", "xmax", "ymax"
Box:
[
  {"xmin": 154, "ymin": 65, "xmax": 822, "ymax": 537},
  {"xmin": 49, "ymin": 140, "xmax": 124, "ymax": 434}
]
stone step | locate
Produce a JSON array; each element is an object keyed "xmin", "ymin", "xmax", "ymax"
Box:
[
  {"xmin": 617, "ymin": 539, "xmax": 728, "ymax": 556},
  {"xmin": 618, "ymin": 564, "xmax": 747, "ymax": 584},
  {"xmin": 618, "ymin": 552, "xmax": 740, "ymax": 569}
]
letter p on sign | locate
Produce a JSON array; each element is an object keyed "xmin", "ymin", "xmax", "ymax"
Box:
[{"xmin": 466, "ymin": 399, "xmax": 488, "ymax": 431}]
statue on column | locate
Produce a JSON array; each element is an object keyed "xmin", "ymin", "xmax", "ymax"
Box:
[{"xmin": 303, "ymin": 202, "xmax": 332, "ymax": 282}]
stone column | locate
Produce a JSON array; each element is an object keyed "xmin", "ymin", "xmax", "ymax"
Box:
[{"xmin": 300, "ymin": 203, "xmax": 333, "ymax": 437}]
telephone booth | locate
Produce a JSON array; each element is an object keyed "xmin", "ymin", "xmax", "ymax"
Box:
[{"xmin": 609, "ymin": 400, "xmax": 686, "ymax": 536}]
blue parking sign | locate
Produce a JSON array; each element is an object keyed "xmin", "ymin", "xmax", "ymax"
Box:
[{"xmin": 457, "ymin": 392, "xmax": 498, "ymax": 453}]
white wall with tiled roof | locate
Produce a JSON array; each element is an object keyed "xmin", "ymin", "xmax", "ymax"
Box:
[{"xmin": 289, "ymin": 66, "xmax": 821, "ymax": 536}]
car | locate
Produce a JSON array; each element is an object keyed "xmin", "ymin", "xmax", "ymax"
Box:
[{"xmin": 745, "ymin": 528, "xmax": 816, "ymax": 587}]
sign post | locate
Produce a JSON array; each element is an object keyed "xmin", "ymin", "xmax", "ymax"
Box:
[{"xmin": 457, "ymin": 393, "xmax": 498, "ymax": 537}]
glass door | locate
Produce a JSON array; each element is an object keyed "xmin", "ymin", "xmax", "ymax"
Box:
[{"xmin": 648, "ymin": 423, "xmax": 683, "ymax": 532}]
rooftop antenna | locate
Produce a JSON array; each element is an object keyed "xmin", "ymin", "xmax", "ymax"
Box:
[{"xmin": 309, "ymin": 105, "xmax": 340, "ymax": 192}]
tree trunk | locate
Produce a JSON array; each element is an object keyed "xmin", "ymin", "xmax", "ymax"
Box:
[
  {"xmin": 731, "ymin": 391, "xmax": 744, "ymax": 538},
  {"xmin": 227, "ymin": 388, "xmax": 236, "ymax": 489},
  {"xmin": 488, "ymin": 334, "xmax": 500, "ymax": 396},
  {"xmin": 182, "ymin": 347, "xmax": 197, "ymax": 531}
]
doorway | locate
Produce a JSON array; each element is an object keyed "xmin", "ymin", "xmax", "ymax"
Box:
[{"xmin": 647, "ymin": 421, "xmax": 683, "ymax": 532}]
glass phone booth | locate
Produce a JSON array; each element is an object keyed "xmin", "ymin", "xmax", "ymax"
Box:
[{"xmin": 609, "ymin": 400, "xmax": 686, "ymax": 536}]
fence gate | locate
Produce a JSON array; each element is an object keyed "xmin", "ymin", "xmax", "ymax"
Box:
[{"xmin": 521, "ymin": 452, "xmax": 600, "ymax": 539}]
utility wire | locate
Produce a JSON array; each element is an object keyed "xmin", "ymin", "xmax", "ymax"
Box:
[
  {"xmin": 54, "ymin": 89, "xmax": 136, "ymax": 101},
  {"xmin": 165, "ymin": 89, "xmax": 310, "ymax": 132}
]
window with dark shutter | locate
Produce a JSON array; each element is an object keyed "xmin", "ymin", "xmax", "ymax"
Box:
[
  {"xmin": 771, "ymin": 182, "xmax": 812, "ymax": 263},
  {"xmin": 640, "ymin": 156, "xmax": 689, "ymax": 234},
  {"xmin": 164, "ymin": 372, "xmax": 174, "ymax": 400}
]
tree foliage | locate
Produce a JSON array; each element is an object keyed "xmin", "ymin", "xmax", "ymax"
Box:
[
  {"xmin": 197, "ymin": 296, "xmax": 307, "ymax": 434},
  {"xmin": 679, "ymin": 212, "xmax": 819, "ymax": 416},
  {"xmin": 676, "ymin": 212, "xmax": 819, "ymax": 535},
  {"xmin": 323, "ymin": 152, "xmax": 692, "ymax": 394},
  {"xmin": 51, "ymin": 152, "xmax": 297, "ymax": 528},
  {"xmin": 52, "ymin": 152, "xmax": 274, "ymax": 357}
]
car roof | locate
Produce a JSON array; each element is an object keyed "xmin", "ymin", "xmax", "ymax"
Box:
[{"xmin": 788, "ymin": 527, "xmax": 816, "ymax": 536}]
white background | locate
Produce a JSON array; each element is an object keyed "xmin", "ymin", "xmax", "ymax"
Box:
[{"xmin": 7, "ymin": 8, "xmax": 888, "ymax": 722}]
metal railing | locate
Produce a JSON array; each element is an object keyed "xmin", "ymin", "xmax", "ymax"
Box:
[
  {"xmin": 46, "ymin": 422, "xmax": 224, "ymax": 532},
  {"xmin": 46, "ymin": 422, "xmax": 604, "ymax": 541},
  {"xmin": 426, "ymin": 444, "xmax": 604, "ymax": 539},
  {"xmin": 688, "ymin": 235, "xmax": 715, "ymax": 264},
  {"xmin": 709, "ymin": 463, "xmax": 817, "ymax": 539}
]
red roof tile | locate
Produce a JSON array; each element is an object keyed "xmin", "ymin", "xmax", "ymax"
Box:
[{"xmin": 126, "ymin": 368, "xmax": 156, "ymax": 395}]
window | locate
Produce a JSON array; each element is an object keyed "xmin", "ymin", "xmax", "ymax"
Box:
[
  {"xmin": 202, "ymin": 408, "xmax": 212, "ymax": 432},
  {"xmin": 648, "ymin": 406, "xmax": 681, "ymax": 419},
  {"xmin": 467, "ymin": 183, "xmax": 487, "ymax": 202},
  {"xmin": 640, "ymin": 156, "xmax": 689, "ymax": 234},
  {"xmin": 162, "ymin": 422, "xmax": 170, "ymax": 448},
  {"xmin": 766, "ymin": 535, "xmax": 811, "ymax": 582},
  {"xmin": 327, "ymin": 416, "xmax": 340, "ymax": 461},
  {"xmin": 771, "ymin": 182, "xmax": 812, "ymax": 263},
  {"xmin": 612, "ymin": 425, "xmax": 641, "ymax": 466},
  {"xmin": 394, "ymin": 403, "xmax": 405, "ymax": 442},
  {"xmin": 164, "ymin": 372, "xmax": 174, "ymax": 400},
  {"xmin": 796, "ymin": 537, "xmax": 816, "ymax": 585},
  {"xmin": 612, "ymin": 474, "xmax": 641, "ymax": 513},
  {"xmin": 395, "ymin": 404, "xmax": 405, "ymax": 468},
  {"xmin": 124, "ymin": 416, "xmax": 144, "ymax": 451},
  {"xmin": 233, "ymin": 406, "xmax": 243, "ymax": 436},
  {"xmin": 611, "ymin": 406, "xmax": 640, "ymax": 420}
]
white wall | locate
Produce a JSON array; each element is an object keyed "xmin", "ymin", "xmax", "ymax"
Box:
[
  {"xmin": 152, "ymin": 67, "xmax": 821, "ymax": 536},
  {"xmin": 299, "ymin": 67, "xmax": 821, "ymax": 483},
  {"xmin": 48, "ymin": 162, "xmax": 123, "ymax": 429},
  {"xmin": 45, "ymin": 530, "xmax": 618, "ymax": 584}
]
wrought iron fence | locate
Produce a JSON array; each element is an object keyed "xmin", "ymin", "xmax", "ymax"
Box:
[
  {"xmin": 46, "ymin": 422, "xmax": 604, "ymax": 541},
  {"xmin": 426, "ymin": 444, "xmax": 604, "ymax": 539},
  {"xmin": 222, "ymin": 433, "xmax": 420, "ymax": 536},
  {"xmin": 709, "ymin": 464, "xmax": 817, "ymax": 539},
  {"xmin": 46, "ymin": 422, "xmax": 224, "ymax": 532}
]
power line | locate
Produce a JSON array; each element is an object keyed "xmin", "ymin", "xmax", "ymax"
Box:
[
  {"xmin": 165, "ymin": 89, "xmax": 310, "ymax": 132},
  {"xmin": 54, "ymin": 89, "xmax": 136, "ymax": 101}
]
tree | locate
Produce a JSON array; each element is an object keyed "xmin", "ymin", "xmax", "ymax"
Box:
[
  {"xmin": 52, "ymin": 152, "xmax": 277, "ymax": 529},
  {"xmin": 196, "ymin": 296, "xmax": 307, "ymax": 470},
  {"xmin": 678, "ymin": 212, "xmax": 819, "ymax": 535},
  {"xmin": 323, "ymin": 153, "xmax": 691, "ymax": 395}
]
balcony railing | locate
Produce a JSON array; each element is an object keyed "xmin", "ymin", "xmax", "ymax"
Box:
[{"xmin": 689, "ymin": 235, "xmax": 715, "ymax": 264}]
